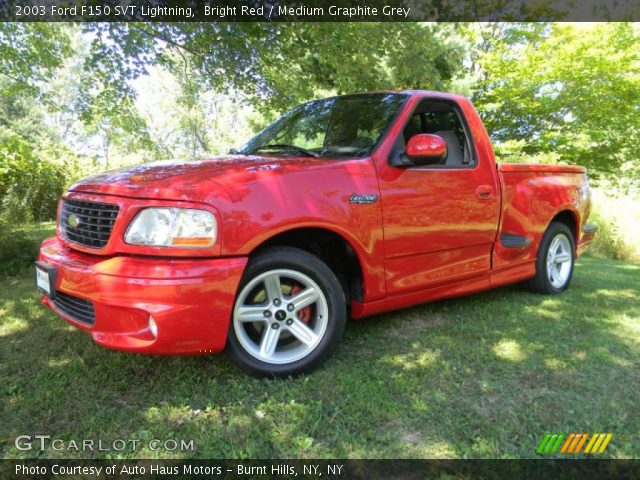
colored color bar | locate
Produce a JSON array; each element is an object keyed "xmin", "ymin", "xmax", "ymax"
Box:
[
  {"xmin": 545, "ymin": 434, "xmax": 559, "ymax": 453},
  {"xmin": 537, "ymin": 433, "xmax": 552, "ymax": 454},
  {"xmin": 550, "ymin": 433, "xmax": 566, "ymax": 453},
  {"xmin": 567, "ymin": 434, "xmax": 583, "ymax": 453},
  {"xmin": 587, "ymin": 433, "xmax": 604, "ymax": 454},
  {"xmin": 537, "ymin": 431, "xmax": 611, "ymax": 455},
  {"xmin": 584, "ymin": 434, "xmax": 599, "ymax": 453},
  {"xmin": 560, "ymin": 434, "xmax": 575, "ymax": 453},
  {"xmin": 574, "ymin": 433, "xmax": 589, "ymax": 453},
  {"xmin": 591, "ymin": 433, "xmax": 607, "ymax": 453},
  {"xmin": 598, "ymin": 433, "xmax": 613, "ymax": 453}
]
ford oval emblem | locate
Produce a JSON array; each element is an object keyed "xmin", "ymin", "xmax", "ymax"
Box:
[{"xmin": 67, "ymin": 214, "xmax": 80, "ymax": 229}]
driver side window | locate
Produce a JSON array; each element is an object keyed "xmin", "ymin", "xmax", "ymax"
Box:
[{"xmin": 402, "ymin": 101, "xmax": 475, "ymax": 167}]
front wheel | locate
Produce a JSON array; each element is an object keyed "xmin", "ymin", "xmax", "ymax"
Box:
[
  {"xmin": 525, "ymin": 222, "xmax": 575, "ymax": 294},
  {"xmin": 226, "ymin": 246, "xmax": 346, "ymax": 377}
]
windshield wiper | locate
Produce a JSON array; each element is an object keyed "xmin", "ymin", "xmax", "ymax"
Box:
[{"xmin": 249, "ymin": 144, "xmax": 320, "ymax": 158}]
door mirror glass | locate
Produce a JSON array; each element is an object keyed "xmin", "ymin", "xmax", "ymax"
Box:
[{"xmin": 405, "ymin": 134, "xmax": 447, "ymax": 166}]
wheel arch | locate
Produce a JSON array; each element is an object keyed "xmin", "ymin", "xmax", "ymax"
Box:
[
  {"xmin": 549, "ymin": 209, "xmax": 579, "ymax": 244},
  {"xmin": 249, "ymin": 226, "xmax": 365, "ymax": 304}
]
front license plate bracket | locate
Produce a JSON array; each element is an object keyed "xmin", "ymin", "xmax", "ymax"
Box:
[{"xmin": 35, "ymin": 261, "xmax": 57, "ymax": 300}]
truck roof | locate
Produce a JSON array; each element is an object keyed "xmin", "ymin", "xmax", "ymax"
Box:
[{"xmin": 336, "ymin": 89, "xmax": 467, "ymax": 102}]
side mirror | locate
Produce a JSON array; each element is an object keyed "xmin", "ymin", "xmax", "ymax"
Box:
[{"xmin": 404, "ymin": 134, "xmax": 447, "ymax": 166}]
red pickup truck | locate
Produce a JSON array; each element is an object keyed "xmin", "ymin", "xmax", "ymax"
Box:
[{"xmin": 37, "ymin": 91, "xmax": 597, "ymax": 376}]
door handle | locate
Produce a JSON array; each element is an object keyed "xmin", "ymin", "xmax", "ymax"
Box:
[{"xmin": 476, "ymin": 185, "xmax": 494, "ymax": 200}]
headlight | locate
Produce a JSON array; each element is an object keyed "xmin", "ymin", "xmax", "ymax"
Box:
[{"xmin": 124, "ymin": 208, "xmax": 217, "ymax": 248}]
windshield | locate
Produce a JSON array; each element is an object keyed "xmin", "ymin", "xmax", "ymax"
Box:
[{"xmin": 238, "ymin": 93, "xmax": 407, "ymax": 159}]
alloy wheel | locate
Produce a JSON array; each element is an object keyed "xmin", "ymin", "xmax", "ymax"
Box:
[
  {"xmin": 546, "ymin": 233, "xmax": 572, "ymax": 288},
  {"xmin": 232, "ymin": 269, "xmax": 329, "ymax": 364}
]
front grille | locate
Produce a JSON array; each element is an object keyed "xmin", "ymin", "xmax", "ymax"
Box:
[
  {"xmin": 52, "ymin": 291, "xmax": 95, "ymax": 326},
  {"xmin": 60, "ymin": 199, "xmax": 119, "ymax": 249}
]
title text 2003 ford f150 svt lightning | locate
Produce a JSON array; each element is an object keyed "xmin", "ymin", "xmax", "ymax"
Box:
[{"xmin": 37, "ymin": 91, "xmax": 598, "ymax": 376}]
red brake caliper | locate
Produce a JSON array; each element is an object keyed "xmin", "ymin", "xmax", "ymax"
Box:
[{"xmin": 290, "ymin": 285, "xmax": 312, "ymax": 323}]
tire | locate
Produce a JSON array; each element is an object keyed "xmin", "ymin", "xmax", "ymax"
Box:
[
  {"xmin": 226, "ymin": 246, "xmax": 347, "ymax": 377},
  {"xmin": 524, "ymin": 222, "xmax": 575, "ymax": 294}
]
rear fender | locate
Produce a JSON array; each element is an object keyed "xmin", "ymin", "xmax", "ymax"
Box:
[{"xmin": 494, "ymin": 170, "xmax": 585, "ymax": 268}]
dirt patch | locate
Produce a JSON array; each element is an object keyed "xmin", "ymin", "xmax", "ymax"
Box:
[{"xmin": 390, "ymin": 313, "xmax": 453, "ymax": 340}]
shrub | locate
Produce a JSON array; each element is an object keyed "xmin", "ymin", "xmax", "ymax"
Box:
[
  {"xmin": 0, "ymin": 133, "xmax": 69, "ymax": 223},
  {"xmin": 0, "ymin": 218, "xmax": 45, "ymax": 276},
  {"xmin": 0, "ymin": 133, "xmax": 69, "ymax": 275},
  {"xmin": 588, "ymin": 210, "xmax": 636, "ymax": 261},
  {"xmin": 586, "ymin": 189, "xmax": 640, "ymax": 263}
]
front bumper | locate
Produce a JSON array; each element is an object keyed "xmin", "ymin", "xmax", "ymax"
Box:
[{"xmin": 38, "ymin": 237, "xmax": 247, "ymax": 354}]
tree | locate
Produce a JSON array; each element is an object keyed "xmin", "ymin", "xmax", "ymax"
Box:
[
  {"xmin": 134, "ymin": 64, "xmax": 255, "ymax": 159},
  {"xmin": 0, "ymin": 23, "xmax": 70, "ymax": 96},
  {"xmin": 3, "ymin": 22, "xmax": 637, "ymax": 186},
  {"xmin": 470, "ymin": 23, "xmax": 640, "ymax": 185},
  {"xmin": 85, "ymin": 23, "xmax": 464, "ymax": 113}
]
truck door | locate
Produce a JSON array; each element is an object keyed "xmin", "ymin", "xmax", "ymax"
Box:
[{"xmin": 376, "ymin": 98, "xmax": 501, "ymax": 295}]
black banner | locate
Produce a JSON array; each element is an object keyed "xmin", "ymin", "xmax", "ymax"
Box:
[
  {"xmin": 1, "ymin": 0, "xmax": 639, "ymax": 22},
  {"xmin": 1, "ymin": 459, "xmax": 640, "ymax": 480}
]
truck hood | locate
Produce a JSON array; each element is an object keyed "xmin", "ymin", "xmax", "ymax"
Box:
[{"xmin": 68, "ymin": 155, "xmax": 340, "ymax": 203}]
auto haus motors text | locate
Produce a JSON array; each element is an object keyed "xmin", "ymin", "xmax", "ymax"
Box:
[
  {"xmin": 16, "ymin": 464, "xmax": 220, "ymax": 477},
  {"xmin": 14, "ymin": 435, "xmax": 194, "ymax": 452}
]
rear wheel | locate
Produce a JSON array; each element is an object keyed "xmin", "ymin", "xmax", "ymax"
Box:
[
  {"xmin": 525, "ymin": 222, "xmax": 575, "ymax": 294},
  {"xmin": 226, "ymin": 246, "xmax": 346, "ymax": 377}
]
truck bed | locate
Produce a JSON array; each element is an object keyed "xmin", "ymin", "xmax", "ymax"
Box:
[{"xmin": 494, "ymin": 162, "xmax": 592, "ymax": 274}]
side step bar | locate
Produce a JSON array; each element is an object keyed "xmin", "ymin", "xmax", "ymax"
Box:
[
  {"xmin": 500, "ymin": 233, "xmax": 532, "ymax": 249},
  {"xmin": 583, "ymin": 223, "xmax": 598, "ymax": 234}
]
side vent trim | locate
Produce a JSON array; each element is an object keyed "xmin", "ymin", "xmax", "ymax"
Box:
[{"xmin": 500, "ymin": 233, "xmax": 532, "ymax": 249}]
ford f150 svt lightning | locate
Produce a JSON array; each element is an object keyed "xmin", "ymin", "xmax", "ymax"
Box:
[{"xmin": 37, "ymin": 91, "xmax": 598, "ymax": 376}]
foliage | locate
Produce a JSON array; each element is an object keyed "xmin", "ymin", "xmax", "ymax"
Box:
[
  {"xmin": 470, "ymin": 23, "xmax": 640, "ymax": 184},
  {"xmin": 134, "ymin": 64, "xmax": 256, "ymax": 159},
  {"xmin": 491, "ymin": 139, "xmax": 561, "ymax": 165},
  {"xmin": 0, "ymin": 23, "xmax": 71, "ymax": 97},
  {"xmin": 0, "ymin": 78, "xmax": 72, "ymax": 224},
  {"xmin": 2, "ymin": 22, "xmax": 638, "ymax": 186},
  {"xmin": 586, "ymin": 189, "xmax": 640, "ymax": 262},
  {"xmin": 0, "ymin": 79, "xmax": 57, "ymax": 147},
  {"xmin": 85, "ymin": 23, "xmax": 464, "ymax": 114},
  {"xmin": 1, "ymin": 22, "xmax": 465, "ymax": 165},
  {"xmin": 0, "ymin": 132, "xmax": 69, "ymax": 223},
  {"xmin": 0, "ymin": 220, "xmax": 52, "ymax": 276}
]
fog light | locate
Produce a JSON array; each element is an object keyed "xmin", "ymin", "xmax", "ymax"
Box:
[{"xmin": 148, "ymin": 316, "xmax": 158, "ymax": 338}]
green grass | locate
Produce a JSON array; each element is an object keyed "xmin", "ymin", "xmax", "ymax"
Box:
[
  {"xmin": 0, "ymin": 221, "xmax": 56, "ymax": 276},
  {"xmin": 1, "ymin": 224, "xmax": 639, "ymax": 459}
]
